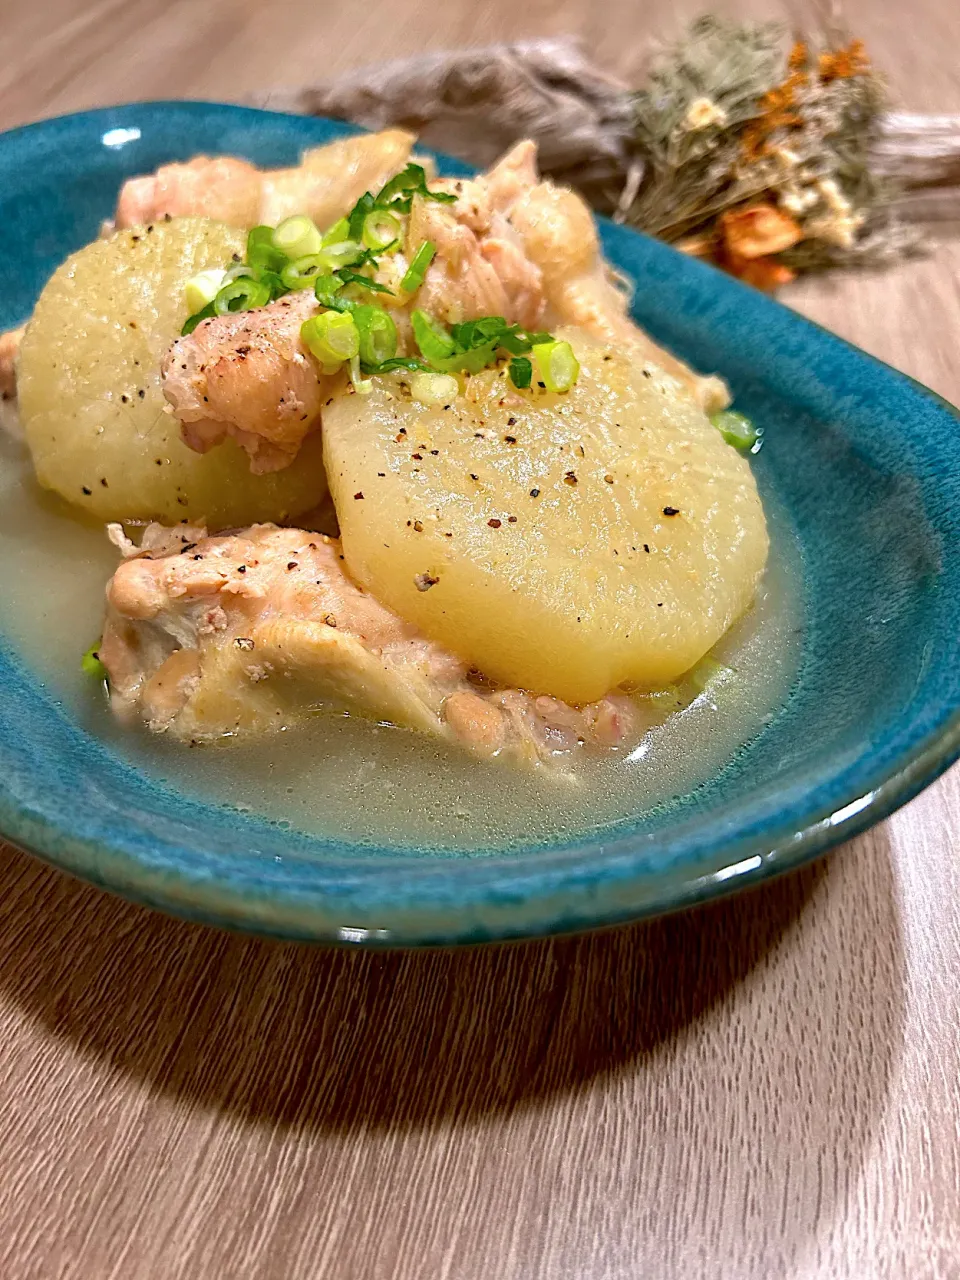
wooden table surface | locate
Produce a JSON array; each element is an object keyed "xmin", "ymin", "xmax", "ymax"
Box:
[{"xmin": 1, "ymin": 1, "xmax": 959, "ymax": 1276}]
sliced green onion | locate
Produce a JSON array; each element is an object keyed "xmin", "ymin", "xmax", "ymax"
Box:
[
  {"xmin": 214, "ymin": 278, "xmax": 271, "ymax": 315},
  {"xmin": 272, "ymin": 214, "xmax": 323, "ymax": 261},
  {"xmin": 508, "ymin": 356, "xmax": 532, "ymax": 389},
  {"xmin": 349, "ymin": 354, "xmax": 373, "ymax": 395},
  {"xmin": 353, "ymin": 305, "xmax": 398, "ymax": 366},
  {"xmin": 223, "ymin": 263, "xmax": 258, "ymax": 283},
  {"xmin": 81, "ymin": 642, "xmax": 107, "ymax": 682},
  {"xmin": 301, "ymin": 311, "xmax": 360, "ymax": 370},
  {"xmin": 336, "ymin": 270, "xmax": 393, "ymax": 295},
  {"xmin": 410, "ymin": 372, "xmax": 459, "ymax": 406},
  {"xmin": 411, "ymin": 308, "xmax": 456, "ymax": 363},
  {"xmin": 181, "ymin": 300, "xmax": 216, "ymax": 336},
  {"xmin": 317, "ymin": 240, "xmax": 365, "ymax": 271},
  {"xmin": 257, "ymin": 269, "xmax": 289, "ymax": 301},
  {"xmin": 184, "ymin": 268, "xmax": 228, "ymax": 314},
  {"xmin": 375, "ymin": 164, "xmax": 457, "ymax": 211},
  {"xmin": 314, "ymin": 275, "xmax": 355, "ymax": 312},
  {"xmin": 246, "ymin": 225, "xmax": 286, "ymax": 273},
  {"xmin": 345, "ymin": 191, "xmax": 375, "ymax": 241},
  {"xmin": 710, "ymin": 410, "xmax": 760, "ymax": 451},
  {"xmin": 400, "ymin": 241, "xmax": 436, "ymax": 293},
  {"xmin": 280, "ymin": 254, "xmax": 328, "ymax": 290},
  {"xmin": 532, "ymin": 340, "xmax": 580, "ymax": 393},
  {"xmin": 360, "ymin": 356, "xmax": 429, "ymax": 375},
  {"xmin": 361, "ymin": 209, "xmax": 401, "ymax": 252},
  {"xmin": 322, "ymin": 216, "xmax": 350, "ymax": 246}
]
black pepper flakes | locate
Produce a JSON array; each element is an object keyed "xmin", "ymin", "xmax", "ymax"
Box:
[
  {"xmin": 507, "ymin": 417, "xmax": 517, "ymax": 426},
  {"xmin": 100, "ymin": 478, "xmax": 108, "ymax": 487},
  {"xmin": 411, "ymin": 453, "xmax": 422, "ymax": 460},
  {"xmin": 504, "ymin": 435, "xmax": 517, "ymax": 444},
  {"xmin": 377, "ymin": 472, "xmax": 385, "ymax": 477},
  {"xmin": 324, "ymin": 614, "xmax": 337, "ymax": 628},
  {"xmin": 564, "ymin": 471, "xmax": 578, "ymax": 486},
  {"xmin": 507, "ymin": 515, "xmax": 518, "ymax": 523},
  {"xmin": 237, "ymin": 565, "xmax": 247, "ymax": 574},
  {"xmin": 469, "ymin": 473, "xmax": 479, "ymax": 481},
  {"xmin": 643, "ymin": 544, "xmax": 650, "ymax": 553},
  {"xmin": 429, "ymin": 449, "xmax": 439, "ymax": 456},
  {"xmin": 286, "ymin": 561, "xmax": 298, "ymax": 571},
  {"xmin": 120, "ymin": 394, "xmax": 129, "ymax": 404},
  {"xmin": 414, "ymin": 572, "xmax": 440, "ymax": 592},
  {"xmin": 354, "ymin": 492, "xmax": 364, "ymax": 500},
  {"xmin": 604, "ymin": 474, "xmax": 614, "ymax": 484},
  {"xmin": 413, "ymin": 520, "xmax": 424, "ymax": 532},
  {"xmin": 488, "ymin": 518, "xmax": 502, "ymax": 529},
  {"xmin": 137, "ymin": 389, "xmax": 145, "ymax": 399},
  {"xmin": 234, "ymin": 637, "xmax": 255, "ymax": 651},
  {"xmin": 529, "ymin": 488, "xmax": 540, "ymax": 498},
  {"xmin": 81, "ymin": 486, "xmax": 91, "ymax": 495},
  {"xmin": 663, "ymin": 506, "xmax": 680, "ymax": 516}
]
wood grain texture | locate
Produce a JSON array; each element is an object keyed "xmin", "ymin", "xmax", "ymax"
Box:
[{"xmin": 0, "ymin": 1, "xmax": 959, "ymax": 1276}]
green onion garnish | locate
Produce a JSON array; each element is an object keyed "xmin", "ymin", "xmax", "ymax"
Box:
[
  {"xmin": 280, "ymin": 254, "xmax": 328, "ymax": 290},
  {"xmin": 317, "ymin": 240, "xmax": 366, "ymax": 272},
  {"xmin": 508, "ymin": 356, "xmax": 533, "ymax": 389},
  {"xmin": 246, "ymin": 225, "xmax": 287, "ymax": 273},
  {"xmin": 322, "ymin": 216, "xmax": 350, "ymax": 246},
  {"xmin": 710, "ymin": 410, "xmax": 761, "ymax": 451},
  {"xmin": 410, "ymin": 371, "xmax": 459, "ymax": 406},
  {"xmin": 184, "ymin": 268, "xmax": 228, "ymax": 315},
  {"xmin": 272, "ymin": 214, "xmax": 323, "ymax": 261},
  {"xmin": 353, "ymin": 305, "xmax": 398, "ymax": 366},
  {"xmin": 411, "ymin": 309, "xmax": 457, "ymax": 363},
  {"xmin": 349, "ymin": 353, "xmax": 373, "ymax": 395},
  {"xmin": 81, "ymin": 642, "xmax": 108, "ymax": 682},
  {"xmin": 347, "ymin": 192, "xmax": 376, "ymax": 241},
  {"xmin": 213, "ymin": 278, "xmax": 272, "ymax": 315},
  {"xmin": 360, "ymin": 356, "xmax": 429, "ymax": 374},
  {"xmin": 532, "ymin": 340, "xmax": 580, "ymax": 393},
  {"xmin": 361, "ymin": 209, "xmax": 401, "ymax": 252},
  {"xmin": 400, "ymin": 241, "xmax": 436, "ymax": 293},
  {"xmin": 374, "ymin": 163, "xmax": 457, "ymax": 212},
  {"xmin": 301, "ymin": 311, "xmax": 360, "ymax": 371},
  {"xmin": 336, "ymin": 270, "xmax": 393, "ymax": 295},
  {"xmin": 181, "ymin": 300, "xmax": 216, "ymax": 336}
]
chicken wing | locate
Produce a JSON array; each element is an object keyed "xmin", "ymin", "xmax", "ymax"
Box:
[{"xmin": 100, "ymin": 522, "xmax": 639, "ymax": 771}]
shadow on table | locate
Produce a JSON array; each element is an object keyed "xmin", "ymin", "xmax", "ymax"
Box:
[{"xmin": 0, "ymin": 834, "xmax": 902, "ymax": 1139}]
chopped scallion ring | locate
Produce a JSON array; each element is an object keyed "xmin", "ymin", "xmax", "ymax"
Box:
[
  {"xmin": 246, "ymin": 225, "xmax": 286, "ymax": 273},
  {"xmin": 322, "ymin": 216, "xmax": 350, "ymax": 246},
  {"xmin": 508, "ymin": 356, "xmax": 532, "ymax": 389},
  {"xmin": 411, "ymin": 308, "xmax": 457, "ymax": 363},
  {"xmin": 400, "ymin": 241, "xmax": 436, "ymax": 293},
  {"xmin": 301, "ymin": 311, "xmax": 360, "ymax": 370},
  {"xmin": 213, "ymin": 278, "xmax": 271, "ymax": 315},
  {"xmin": 349, "ymin": 354, "xmax": 373, "ymax": 395},
  {"xmin": 532, "ymin": 340, "xmax": 580, "ymax": 393},
  {"xmin": 272, "ymin": 214, "xmax": 323, "ymax": 261},
  {"xmin": 184, "ymin": 268, "xmax": 228, "ymax": 314},
  {"xmin": 280, "ymin": 254, "xmax": 328, "ymax": 290},
  {"xmin": 353, "ymin": 305, "xmax": 398, "ymax": 366},
  {"xmin": 81, "ymin": 642, "xmax": 108, "ymax": 682},
  {"xmin": 709, "ymin": 410, "xmax": 761, "ymax": 451},
  {"xmin": 361, "ymin": 209, "xmax": 402, "ymax": 252},
  {"xmin": 410, "ymin": 371, "xmax": 459, "ymax": 406},
  {"xmin": 317, "ymin": 240, "xmax": 365, "ymax": 271}
]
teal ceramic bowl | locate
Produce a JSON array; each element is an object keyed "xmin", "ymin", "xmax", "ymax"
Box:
[{"xmin": 1, "ymin": 102, "xmax": 959, "ymax": 945}]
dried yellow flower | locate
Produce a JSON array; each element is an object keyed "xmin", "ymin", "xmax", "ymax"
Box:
[
  {"xmin": 683, "ymin": 97, "xmax": 728, "ymax": 131},
  {"xmin": 720, "ymin": 202, "xmax": 803, "ymax": 259}
]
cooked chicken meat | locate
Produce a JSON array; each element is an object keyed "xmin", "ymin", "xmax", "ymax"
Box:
[
  {"xmin": 160, "ymin": 139, "xmax": 727, "ymax": 472},
  {"xmin": 100, "ymin": 523, "xmax": 641, "ymax": 771},
  {"xmin": 115, "ymin": 130, "xmax": 415, "ymax": 231},
  {"xmin": 162, "ymin": 290, "xmax": 331, "ymax": 474}
]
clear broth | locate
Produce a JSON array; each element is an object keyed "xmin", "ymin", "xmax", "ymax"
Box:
[{"xmin": 0, "ymin": 427, "xmax": 802, "ymax": 850}]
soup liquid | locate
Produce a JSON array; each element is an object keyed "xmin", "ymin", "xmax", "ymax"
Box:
[{"xmin": 0, "ymin": 428, "xmax": 801, "ymax": 850}]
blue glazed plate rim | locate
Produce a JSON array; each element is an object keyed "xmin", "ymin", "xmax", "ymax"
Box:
[{"xmin": 1, "ymin": 101, "xmax": 959, "ymax": 946}]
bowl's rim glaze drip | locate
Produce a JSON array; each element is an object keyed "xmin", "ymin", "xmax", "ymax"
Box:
[{"xmin": 1, "ymin": 101, "xmax": 959, "ymax": 946}]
